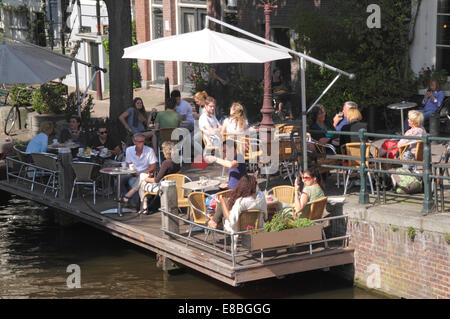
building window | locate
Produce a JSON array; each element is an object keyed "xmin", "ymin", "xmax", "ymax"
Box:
[{"xmin": 436, "ymin": 0, "xmax": 450, "ymax": 75}]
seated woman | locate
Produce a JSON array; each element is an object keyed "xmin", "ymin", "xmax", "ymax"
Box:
[
  {"xmin": 26, "ymin": 121, "xmax": 54, "ymax": 153},
  {"xmin": 217, "ymin": 174, "xmax": 267, "ymax": 233},
  {"xmin": 308, "ymin": 104, "xmax": 339, "ymax": 146},
  {"xmin": 121, "ymin": 141, "xmax": 180, "ymax": 214},
  {"xmin": 60, "ymin": 115, "xmax": 87, "ymax": 147},
  {"xmin": 379, "ymin": 110, "xmax": 426, "ymax": 159},
  {"xmin": 339, "ymin": 108, "xmax": 368, "ymax": 153},
  {"xmin": 221, "ymin": 102, "xmax": 248, "ymax": 137},
  {"xmin": 293, "ymin": 168, "xmax": 326, "ymax": 219},
  {"xmin": 119, "ymin": 97, "xmax": 157, "ymax": 151},
  {"xmin": 193, "ymin": 91, "xmax": 209, "ymax": 119}
]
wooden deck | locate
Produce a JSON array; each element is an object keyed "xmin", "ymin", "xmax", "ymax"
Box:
[{"xmin": 0, "ymin": 176, "xmax": 354, "ymax": 287}]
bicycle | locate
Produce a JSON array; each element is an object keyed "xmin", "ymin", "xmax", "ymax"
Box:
[{"xmin": 4, "ymin": 87, "xmax": 34, "ymax": 136}]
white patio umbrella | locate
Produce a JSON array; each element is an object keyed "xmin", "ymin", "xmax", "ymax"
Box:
[
  {"xmin": 122, "ymin": 28, "xmax": 291, "ymax": 63},
  {"xmin": 0, "ymin": 38, "xmax": 73, "ymax": 84}
]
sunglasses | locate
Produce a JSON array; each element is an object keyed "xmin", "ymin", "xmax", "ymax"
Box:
[
  {"xmin": 99, "ymin": 131, "xmax": 107, "ymax": 135},
  {"xmin": 302, "ymin": 176, "xmax": 312, "ymax": 181}
]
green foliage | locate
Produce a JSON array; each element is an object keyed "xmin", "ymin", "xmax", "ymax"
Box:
[
  {"xmin": 292, "ymin": 0, "xmax": 417, "ymax": 116},
  {"xmin": 64, "ymin": 92, "xmax": 94, "ymax": 125},
  {"xmin": 407, "ymin": 226, "xmax": 416, "ymax": 241},
  {"xmin": 189, "ymin": 63, "xmax": 211, "ymax": 94},
  {"xmin": 8, "ymin": 85, "xmax": 34, "ymax": 106},
  {"xmin": 444, "ymin": 234, "xmax": 450, "ymax": 245},
  {"xmin": 31, "ymin": 82, "xmax": 67, "ymax": 114},
  {"xmin": 263, "ymin": 208, "xmax": 316, "ymax": 232},
  {"xmin": 415, "ymin": 66, "xmax": 448, "ymax": 89}
]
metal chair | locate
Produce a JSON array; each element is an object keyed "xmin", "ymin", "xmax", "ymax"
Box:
[
  {"xmin": 30, "ymin": 152, "xmax": 59, "ymax": 197},
  {"xmin": 70, "ymin": 161, "xmax": 101, "ymax": 204},
  {"xmin": 12, "ymin": 144, "xmax": 34, "ymax": 187}
]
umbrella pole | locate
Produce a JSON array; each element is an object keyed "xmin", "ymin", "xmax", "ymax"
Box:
[
  {"xmin": 300, "ymin": 57, "xmax": 308, "ymax": 171},
  {"xmin": 75, "ymin": 61, "xmax": 81, "ymax": 118}
]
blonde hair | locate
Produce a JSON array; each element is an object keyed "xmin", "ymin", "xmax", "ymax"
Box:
[
  {"xmin": 39, "ymin": 121, "xmax": 54, "ymax": 134},
  {"xmin": 346, "ymin": 108, "xmax": 362, "ymax": 123},
  {"xmin": 229, "ymin": 102, "xmax": 246, "ymax": 130},
  {"xmin": 194, "ymin": 91, "xmax": 209, "ymax": 108},
  {"xmin": 408, "ymin": 110, "xmax": 424, "ymax": 127},
  {"xmin": 161, "ymin": 141, "xmax": 175, "ymax": 159}
]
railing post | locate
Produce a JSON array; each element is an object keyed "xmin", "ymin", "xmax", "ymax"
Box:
[
  {"xmin": 422, "ymin": 134, "xmax": 433, "ymax": 214},
  {"xmin": 160, "ymin": 180, "xmax": 179, "ymax": 238},
  {"xmin": 358, "ymin": 128, "xmax": 369, "ymax": 204}
]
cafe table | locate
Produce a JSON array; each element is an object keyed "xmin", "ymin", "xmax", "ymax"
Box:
[
  {"xmin": 181, "ymin": 179, "xmax": 221, "ymax": 193},
  {"xmin": 99, "ymin": 167, "xmax": 136, "ymax": 216},
  {"xmin": 387, "ymin": 101, "xmax": 417, "ymax": 135}
]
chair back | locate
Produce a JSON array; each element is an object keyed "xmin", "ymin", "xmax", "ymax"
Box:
[
  {"xmin": 238, "ymin": 209, "xmax": 263, "ymax": 232},
  {"xmin": 307, "ymin": 196, "xmax": 328, "ymax": 220},
  {"xmin": 344, "ymin": 142, "xmax": 373, "ymax": 168},
  {"xmin": 31, "ymin": 152, "xmax": 58, "ymax": 171},
  {"xmin": 13, "ymin": 144, "xmax": 31, "ymax": 163},
  {"xmin": 188, "ymin": 192, "xmax": 208, "ymax": 225},
  {"xmin": 163, "ymin": 173, "xmax": 191, "ymax": 199},
  {"xmin": 216, "ymin": 189, "xmax": 233, "ymax": 202},
  {"xmin": 160, "ymin": 127, "xmax": 177, "ymax": 144},
  {"xmin": 270, "ymin": 185, "xmax": 295, "ymax": 205},
  {"xmin": 71, "ymin": 161, "xmax": 100, "ymax": 182},
  {"xmin": 398, "ymin": 140, "xmax": 424, "ymax": 162}
]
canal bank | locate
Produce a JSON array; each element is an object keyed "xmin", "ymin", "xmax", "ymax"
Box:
[{"xmin": 327, "ymin": 195, "xmax": 450, "ymax": 299}]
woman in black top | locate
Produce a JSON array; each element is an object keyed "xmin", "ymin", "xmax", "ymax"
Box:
[{"xmin": 308, "ymin": 104, "xmax": 338, "ymax": 145}]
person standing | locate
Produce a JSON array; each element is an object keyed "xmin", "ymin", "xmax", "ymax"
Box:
[{"xmin": 210, "ymin": 64, "xmax": 229, "ymax": 119}]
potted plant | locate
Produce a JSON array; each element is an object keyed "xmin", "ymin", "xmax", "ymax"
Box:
[
  {"xmin": 241, "ymin": 208, "xmax": 323, "ymax": 251},
  {"xmin": 415, "ymin": 66, "xmax": 448, "ymax": 89}
]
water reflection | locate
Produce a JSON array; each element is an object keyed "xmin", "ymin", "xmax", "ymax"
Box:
[{"xmin": 0, "ymin": 193, "xmax": 383, "ymax": 299}]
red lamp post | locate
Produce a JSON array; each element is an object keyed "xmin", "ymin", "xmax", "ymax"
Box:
[{"xmin": 257, "ymin": 0, "xmax": 277, "ymax": 129}]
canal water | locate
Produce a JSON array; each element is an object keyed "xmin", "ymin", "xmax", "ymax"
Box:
[{"xmin": 0, "ymin": 194, "xmax": 384, "ymax": 299}]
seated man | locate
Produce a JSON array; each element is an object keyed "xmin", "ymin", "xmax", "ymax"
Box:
[
  {"xmin": 89, "ymin": 124, "xmax": 122, "ymax": 156},
  {"xmin": 171, "ymin": 89, "xmax": 194, "ymax": 132},
  {"xmin": 120, "ymin": 133, "xmax": 158, "ymax": 205},
  {"xmin": 199, "ymin": 96, "xmax": 222, "ymax": 149},
  {"xmin": 332, "ymin": 101, "xmax": 359, "ymax": 131},
  {"xmin": 60, "ymin": 115, "xmax": 87, "ymax": 147}
]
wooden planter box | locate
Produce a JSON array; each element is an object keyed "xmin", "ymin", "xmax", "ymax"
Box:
[{"xmin": 241, "ymin": 224, "xmax": 323, "ymax": 251}]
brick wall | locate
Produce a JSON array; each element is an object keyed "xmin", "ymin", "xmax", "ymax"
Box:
[
  {"xmin": 341, "ymin": 217, "xmax": 450, "ymax": 299},
  {"xmin": 163, "ymin": 0, "xmax": 177, "ymax": 85},
  {"xmin": 135, "ymin": 0, "xmax": 151, "ymax": 85}
]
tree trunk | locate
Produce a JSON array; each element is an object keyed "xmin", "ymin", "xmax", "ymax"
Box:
[
  {"xmin": 207, "ymin": 0, "xmax": 222, "ymax": 31},
  {"xmin": 103, "ymin": 0, "xmax": 133, "ymax": 124}
]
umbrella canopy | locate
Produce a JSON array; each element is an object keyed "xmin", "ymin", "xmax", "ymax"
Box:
[
  {"xmin": 122, "ymin": 28, "xmax": 291, "ymax": 63},
  {"xmin": 0, "ymin": 39, "xmax": 73, "ymax": 84}
]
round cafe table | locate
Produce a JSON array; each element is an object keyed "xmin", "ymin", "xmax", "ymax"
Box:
[
  {"xmin": 181, "ymin": 179, "xmax": 221, "ymax": 193},
  {"xmin": 99, "ymin": 167, "xmax": 136, "ymax": 216},
  {"xmin": 387, "ymin": 101, "xmax": 417, "ymax": 135}
]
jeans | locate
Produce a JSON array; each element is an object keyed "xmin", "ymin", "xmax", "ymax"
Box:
[{"xmin": 120, "ymin": 174, "xmax": 140, "ymax": 204}]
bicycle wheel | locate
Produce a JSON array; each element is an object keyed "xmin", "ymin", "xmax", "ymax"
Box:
[{"xmin": 4, "ymin": 105, "xmax": 17, "ymax": 135}]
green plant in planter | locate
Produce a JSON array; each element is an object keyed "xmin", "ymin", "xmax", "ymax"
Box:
[
  {"xmin": 263, "ymin": 207, "xmax": 316, "ymax": 232},
  {"xmin": 8, "ymin": 85, "xmax": 34, "ymax": 106},
  {"xmin": 31, "ymin": 82, "xmax": 68, "ymax": 114},
  {"xmin": 64, "ymin": 92, "xmax": 94, "ymax": 125},
  {"xmin": 415, "ymin": 66, "xmax": 448, "ymax": 89}
]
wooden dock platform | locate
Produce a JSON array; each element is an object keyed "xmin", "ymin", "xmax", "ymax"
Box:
[{"xmin": 0, "ymin": 175, "xmax": 354, "ymax": 287}]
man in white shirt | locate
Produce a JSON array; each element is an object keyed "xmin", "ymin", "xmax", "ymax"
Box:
[
  {"xmin": 121, "ymin": 133, "xmax": 158, "ymax": 205},
  {"xmin": 172, "ymin": 90, "xmax": 194, "ymax": 131},
  {"xmin": 199, "ymin": 96, "xmax": 222, "ymax": 148}
]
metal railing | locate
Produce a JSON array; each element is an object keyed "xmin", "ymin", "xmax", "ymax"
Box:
[
  {"xmin": 306, "ymin": 128, "xmax": 450, "ymax": 214},
  {"xmin": 160, "ymin": 208, "xmax": 350, "ymax": 268}
]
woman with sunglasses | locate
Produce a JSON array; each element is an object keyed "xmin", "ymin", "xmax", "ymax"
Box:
[
  {"xmin": 89, "ymin": 125, "xmax": 122, "ymax": 155},
  {"xmin": 293, "ymin": 168, "xmax": 326, "ymax": 218}
]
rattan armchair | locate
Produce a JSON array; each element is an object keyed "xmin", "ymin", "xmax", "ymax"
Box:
[{"xmin": 268, "ymin": 185, "xmax": 295, "ymax": 206}]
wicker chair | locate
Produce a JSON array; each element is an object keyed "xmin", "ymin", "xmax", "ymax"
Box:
[
  {"xmin": 163, "ymin": 173, "xmax": 191, "ymax": 214},
  {"xmin": 70, "ymin": 161, "xmax": 101, "ymax": 204},
  {"xmin": 202, "ymin": 131, "xmax": 220, "ymax": 155},
  {"xmin": 342, "ymin": 142, "xmax": 378, "ymax": 195},
  {"xmin": 237, "ymin": 209, "xmax": 263, "ymax": 231},
  {"xmin": 187, "ymin": 192, "xmax": 216, "ymax": 245},
  {"xmin": 269, "ymin": 185, "xmax": 295, "ymax": 206},
  {"xmin": 30, "ymin": 152, "xmax": 59, "ymax": 197}
]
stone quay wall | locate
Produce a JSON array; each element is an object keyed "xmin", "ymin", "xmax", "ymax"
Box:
[{"xmin": 327, "ymin": 200, "xmax": 450, "ymax": 299}]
